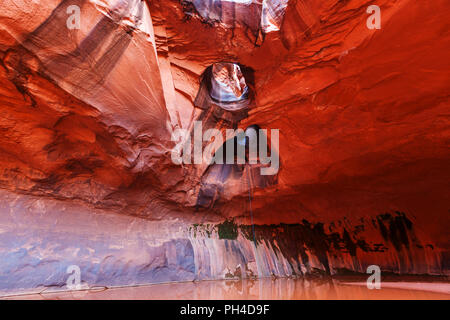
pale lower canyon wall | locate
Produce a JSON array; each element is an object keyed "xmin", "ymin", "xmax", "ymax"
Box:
[{"xmin": 0, "ymin": 190, "xmax": 445, "ymax": 295}]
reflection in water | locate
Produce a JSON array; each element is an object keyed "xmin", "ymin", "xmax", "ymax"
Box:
[{"xmin": 4, "ymin": 278, "xmax": 450, "ymax": 300}]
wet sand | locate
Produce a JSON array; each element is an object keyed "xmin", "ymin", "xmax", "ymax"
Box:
[{"xmin": 2, "ymin": 278, "xmax": 449, "ymax": 300}]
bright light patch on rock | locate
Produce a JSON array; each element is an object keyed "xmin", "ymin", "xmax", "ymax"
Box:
[
  {"xmin": 188, "ymin": 0, "xmax": 289, "ymax": 33},
  {"xmin": 210, "ymin": 63, "xmax": 248, "ymax": 102},
  {"xmin": 261, "ymin": 0, "xmax": 289, "ymax": 32},
  {"xmin": 90, "ymin": 0, "xmax": 155, "ymax": 41}
]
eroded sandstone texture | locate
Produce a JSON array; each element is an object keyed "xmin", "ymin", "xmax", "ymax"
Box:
[{"xmin": 0, "ymin": 0, "xmax": 449, "ymax": 294}]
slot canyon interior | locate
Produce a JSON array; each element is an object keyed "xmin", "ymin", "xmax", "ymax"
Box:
[{"xmin": 0, "ymin": 0, "xmax": 449, "ymax": 299}]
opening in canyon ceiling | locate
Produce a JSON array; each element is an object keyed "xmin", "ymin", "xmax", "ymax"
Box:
[{"xmin": 0, "ymin": 0, "xmax": 448, "ymax": 301}]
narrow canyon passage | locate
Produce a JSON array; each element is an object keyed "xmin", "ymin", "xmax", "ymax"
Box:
[{"xmin": 0, "ymin": 0, "xmax": 448, "ymax": 297}]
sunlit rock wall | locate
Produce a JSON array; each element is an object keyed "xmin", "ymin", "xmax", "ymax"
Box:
[{"xmin": 0, "ymin": 190, "xmax": 195, "ymax": 294}]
